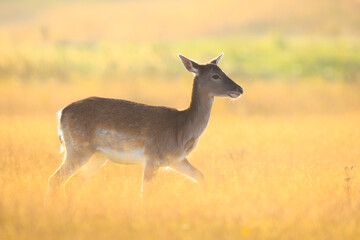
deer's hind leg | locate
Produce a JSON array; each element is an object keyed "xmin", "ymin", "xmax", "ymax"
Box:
[
  {"xmin": 76, "ymin": 155, "xmax": 108, "ymax": 188},
  {"xmin": 46, "ymin": 147, "xmax": 93, "ymax": 200}
]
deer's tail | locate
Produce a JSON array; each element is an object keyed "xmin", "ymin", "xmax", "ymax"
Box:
[{"xmin": 57, "ymin": 109, "xmax": 65, "ymax": 154}]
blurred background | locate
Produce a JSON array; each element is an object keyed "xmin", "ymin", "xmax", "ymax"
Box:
[
  {"xmin": 1, "ymin": 0, "xmax": 359, "ymax": 80},
  {"xmin": 0, "ymin": 0, "xmax": 359, "ymax": 116},
  {"xmin": 0, "ymin": 0, "xmax": 359, "ymax": 113}
]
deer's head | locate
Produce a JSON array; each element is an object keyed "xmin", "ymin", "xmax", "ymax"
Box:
[{"xmin": 179, "ymin": 53, "xmax": 243, "ymax": 98}]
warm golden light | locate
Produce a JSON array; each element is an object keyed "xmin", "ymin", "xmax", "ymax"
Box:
[{"xmin": 0, "ymin": 0, "xmax": 359, "ymax": 239}]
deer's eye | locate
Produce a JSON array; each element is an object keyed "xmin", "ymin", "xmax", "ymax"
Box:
[{"xmin": 212, "ymin": 74, "xmax": 220, "ymax": 80}]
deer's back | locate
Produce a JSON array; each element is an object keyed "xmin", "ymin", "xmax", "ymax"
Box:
[{"xmin": 59, "ymin": 97, "xmax": 182, "ymax": 155}]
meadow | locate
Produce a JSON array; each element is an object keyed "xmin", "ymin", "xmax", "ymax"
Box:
[
  {"xmin": 1, "ymin": 76, "xmax": 360, "ymax": 240},
  {"xmin": 1, "ymin": 0, "xmax": 360, "ymax": 239}
]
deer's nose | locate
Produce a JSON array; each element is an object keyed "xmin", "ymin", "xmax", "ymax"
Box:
[{"xmin": 237, "ymin": 85, "xmax": 244, "ymax": 94}]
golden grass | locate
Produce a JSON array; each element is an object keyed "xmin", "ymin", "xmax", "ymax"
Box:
[{"xmin": 0, "ymin": 80, "xmax": 359, "ymax": 239}]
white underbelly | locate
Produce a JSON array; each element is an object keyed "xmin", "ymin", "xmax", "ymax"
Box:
[{"xmin": 97, "ymin": 147, "xmax": 145, "ymax": 165}]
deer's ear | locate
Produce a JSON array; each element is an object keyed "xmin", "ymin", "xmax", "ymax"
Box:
[
  {"xmin": 178, "ymin": 55, "xmax": 200, "ymax": 74},
  {"xmin": 210, "ymin": 53, "xmax": 224, "ymax": 65}
]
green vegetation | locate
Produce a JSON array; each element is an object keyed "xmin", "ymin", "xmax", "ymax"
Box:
[{"xmin": 1, "ymin": 36, "xmax": 359, "ymax": 82}]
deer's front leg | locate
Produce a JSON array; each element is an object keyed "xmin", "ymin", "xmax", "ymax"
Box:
[
  {"xmin": 169, "ymin": 157, "xmax": 204, "ymax": 183},
  {"xmin": 141, "ymin": 159, "xmax": 159, "ymax": 198}
]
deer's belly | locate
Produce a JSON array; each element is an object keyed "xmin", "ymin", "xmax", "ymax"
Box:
[{"xmin": 97, "ymin": 147, "xmax": 145, "ymax": 164}]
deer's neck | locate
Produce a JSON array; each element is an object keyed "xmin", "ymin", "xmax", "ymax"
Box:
[{"xmin": 183, "ymin": 77, "xmax": 214, "ymax": 140}]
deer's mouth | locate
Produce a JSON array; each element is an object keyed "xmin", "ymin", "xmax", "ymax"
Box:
[{"xmin": 228, "ymin": 91, "xmax": 241, "ymax": 98}]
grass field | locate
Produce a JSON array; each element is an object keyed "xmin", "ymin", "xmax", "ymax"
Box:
[
  {"xmin": 1, "ymin": 0, "xmax": 360, "ymax": 239},
  {"xmin": 1, "ymin": 79, "xmax": 360, "ymax": 240}
]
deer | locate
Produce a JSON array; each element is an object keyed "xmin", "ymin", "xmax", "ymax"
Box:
[{"xmin": 46, "ymin": 53, "xmax": 243, "ymax": 199}]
